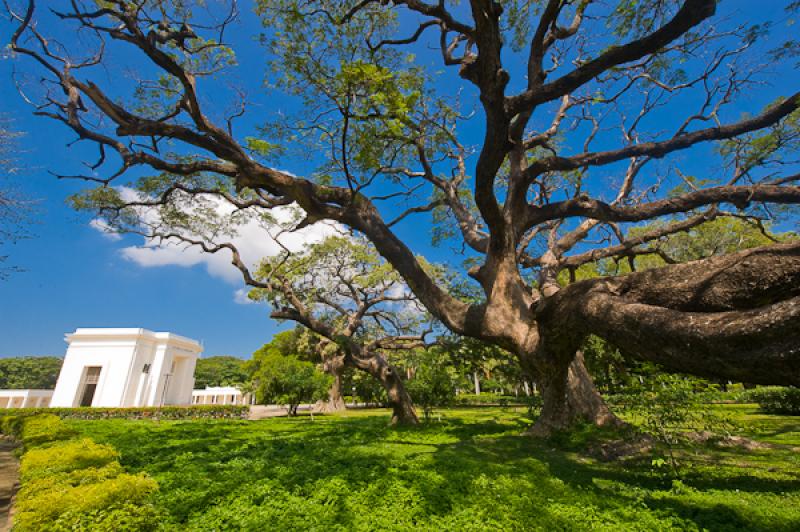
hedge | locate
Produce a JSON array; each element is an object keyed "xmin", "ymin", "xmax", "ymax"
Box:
[
  {"xmin": 1, "ymin": 413, "xmax": 163, "ymax": 531},
  {"xmin": 746, "ymin": 386, "xmax": 800, "ymax": 415},
  {"xmin": 453, "ymin": 393, "xmax": 533, "ymax": 407},
  {"xmin": 2, "ymin": 404, "xmax": 249, "ymax": 421}
]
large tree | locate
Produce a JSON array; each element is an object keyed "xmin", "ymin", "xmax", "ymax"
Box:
[
  {"xmin": 248, "ymin": 235, "xmax": 434, "ymax": 425},
  {"xmin": 6, "ymin": 0, "xmax": 800, "ymax": 434}
]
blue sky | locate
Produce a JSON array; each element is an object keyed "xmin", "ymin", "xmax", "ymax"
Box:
[{"xmin": 0, "ymin": 0, "xmax": 797, "ymax": 358}]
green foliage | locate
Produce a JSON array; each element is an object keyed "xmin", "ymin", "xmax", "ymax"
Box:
[
  {"xmin": 19, "ymin": 413, "xmax": 77, "ymax": 447},
  {"xmin": 0, "ymin": 356, "xmax": 63, "ymax": 389},
  {"xmin": 250, "ymin": 352, "xmax": 331, "ymax": 414},
  {"xmin": 249, "ymin": 328, "xmax": 316, "ymax": 365},
  {"xmin": 405, "ymin": 353, "xmax": 457, "ymax": 420},
  {"xmin": 193, "ymin": 355, "xmax": 249, "ymax": 388},
  {"xmin": 14, "ymin": 472, "xmax": 159, "ymax": 532},
  {"xmin": 62, "ymin": 406, "xmax": 800, "ymax": 531},
  {"xmin": 618, "ymin": 374, "xmax": 731, "ymax": 477},
  {"xmin": 20, "ymin": 438, "xmax": 119, "ymax": 482},
  {"xmin": 342, "ymin": 366, "xmax": 387, "ymax": 405},
  {"xmin": 748, "ymin": 386, "xmax": 800, "ymax": 415},
  {"xmin": 432, "ymin": 336, "xmax": 523, "ymax": 397},
  {"xmin": 454, "ymin": 393, "xmax": 526, "ymax": 407},
  {"xmin": 7, "ymin": 413, "xmax": 162, "ymax": 531},
  {"xmin": 0, "ymin": 405, "xmax": 248, "ymax": 424}
]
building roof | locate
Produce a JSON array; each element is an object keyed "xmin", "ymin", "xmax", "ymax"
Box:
[{"xmin": 64, "ymin": 328, "xmax": 202, "ymax": 352}]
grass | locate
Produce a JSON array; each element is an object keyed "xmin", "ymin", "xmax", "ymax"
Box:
[{"xmin": 65, "ymin": 405, "xmax": 800, "ymax": 531}]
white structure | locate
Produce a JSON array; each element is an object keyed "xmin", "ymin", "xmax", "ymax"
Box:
[
  {"xmin": 192, "ymin": 386, "xmax": 251, "ymax": 406},
  {"xmin": 50, "ymin": 328, "xmax": 202, "ymax": 408},
  {"xmin": 0, "ymin": 389, "xmax": 53, "ymax": 409}
]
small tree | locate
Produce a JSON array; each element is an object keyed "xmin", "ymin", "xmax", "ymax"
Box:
[
  {"xmin": 620, "ymin": 372, "xmax": 730, "ymax": 478},
  {"xmin": 406, "ymin": 352, "xmax": 457, "ymax": 421},
  {"xmin": 250, "ymin": 353, "xmax": 331, "ymax": 416}
]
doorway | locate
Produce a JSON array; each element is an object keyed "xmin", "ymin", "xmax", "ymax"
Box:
[{"xmin": 79, "ymin": 366, "xmax": 102, "ymax": 407}]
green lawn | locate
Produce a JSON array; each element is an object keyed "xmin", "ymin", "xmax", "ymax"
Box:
[{"xmin": 66, "ymin": 406, "xmax": 800, "ymax": 531}]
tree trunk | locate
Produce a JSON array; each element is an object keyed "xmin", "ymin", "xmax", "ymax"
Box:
[
  {"xmin": 527, "ymin": 351, "xmax": 622, "ymax": 437},
  {"xmin": 318, "ymin": 355, "xmax": 347, "ymax": 413},
  {"xmin": 355, "ymin": 354, "xmax": 418, "ymax": 426},
  {"xmin": 473, "ymin": 371, "xmax": 481, "ymax": 395}
]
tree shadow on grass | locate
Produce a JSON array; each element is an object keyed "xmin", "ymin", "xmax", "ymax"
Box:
[{"xmin": 70, "ymin": 413, "xmax": 800, "ymax": 529}]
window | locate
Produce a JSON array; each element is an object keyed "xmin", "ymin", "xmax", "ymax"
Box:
[{"xmin": 79, "ymin": 366, "xmax": 102, "ymax": 407}]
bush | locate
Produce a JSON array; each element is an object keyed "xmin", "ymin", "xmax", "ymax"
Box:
[
  {"xmin": 20, "ymin": 438, "xmax": 119, "ymax": 481},
  {"xmin": 406, "ymin": 362, "xmax": 456, "ymax": 420},
  {"xmin": 748, "ymin": 386, "xmax": 800, "ymax": 415},
  {"xmin": 52, "ymin": 502, "xmax": 166, "ymax": 532},
  {"xmin": 454, "ymin": 393, "xmax": 526, "ymax": 406},
  {"xmin": 13, "ymin": 472, "xmax": 159, "ymax": 531},
  {"xmin": 0, "ymin": 412, "xmax": 26, "ymax": 437},
  {"xmin": 0, "ymin": 404, "xmax": 249, "ymax": 422},
  {"xmin": 4, "ymin": 412, "xmax": 163, "ymax": 530},
  {"xmin": 19, "ymin": 413, "xmax": 77, "ymax": 447}
]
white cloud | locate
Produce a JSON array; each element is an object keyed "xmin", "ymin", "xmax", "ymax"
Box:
[
  {"xmin": 93, "ymin": 188, "xmax": 343, "ymax": 294},
  {"xmin": 233, "ymin": 288, "xmax": 255, "ymax": 305},
  {"xmin": 90, "ymin": 219, "xmax": 123, "ymax": 241}
]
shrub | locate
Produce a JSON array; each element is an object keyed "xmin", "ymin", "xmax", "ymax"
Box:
[
  {"xmin": 6, "ymin": 413, "xmax": 163, "ymax": 530},
  {"xmin": 0, "ymin": 413, "xmax": 26, "ymax": 437},
  {"xmin": 748, "ymin": 386, "xmax": 800, "ymax": 415},
  {"xmin": 0, "ymin": 404, "xmax": 249, "ymax": 422},
  {"xmin": 20, "ymin": 438, "xmax": 119, "ymax": 481},
  {"xmin": 454, "ymin": 393, "xmax": 526, "ymax": 406},
  {"xmin": 13, "ymin": 472, "xmax": 159, "ymax": 531},
  {"xmin": 618, "ymin": 374, "xmax": 731, "ymax": 477},
  {"xmin": 406, "ymin": 362, "xmax": 456, "ymax": 420},
  {"xmin": 19, "ymin": 413, "xmax": 77, "ymax": 447},
  {"xmin": 52, "ymin": 502, "xmax": 166, "ymax": 532}
]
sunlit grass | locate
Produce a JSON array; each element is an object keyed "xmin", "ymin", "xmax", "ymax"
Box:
[{"xmin": 66, "ymin": 405, "xmax": 800, "ymax": 531}]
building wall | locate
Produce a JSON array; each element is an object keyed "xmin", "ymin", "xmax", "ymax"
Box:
[
  {"xmin": 0, "ymin": 390, "xmax": 53, "ymax": 409},
  {"xmin": 50, "ymin": 329, "xmax": 202, "ymax": 408}
]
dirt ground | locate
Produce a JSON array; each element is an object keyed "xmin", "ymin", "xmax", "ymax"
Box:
[{"xmin": 0, "ymin": 438, "xmax": 19, "ymax": 532}]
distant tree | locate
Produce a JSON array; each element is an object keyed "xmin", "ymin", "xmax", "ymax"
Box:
[
  {"xmin": 405, "ymin": 351, "xmax": 457, "ymax": 421},
  {"xmin": 438, "ymin": 336, "xmax": 525, "ymax": 396},
  {"xmin": 193, "ymin": 356, "xmax": 249, "ymax": 389},
  {"xmin": 0, "ymin": 356, "xmax": 63, "ymax": 389},
  {"xmin": 249, "ymin": 352, "xmax": 331, "ymax": 416}
]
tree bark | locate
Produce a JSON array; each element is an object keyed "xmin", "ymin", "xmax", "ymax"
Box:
[
  {"xmin": 527, "ymin": 352, "xmax": 622, "ymax": 437},
  {"xmin": 352, "ymin": 354, "xmax": 418, "ymax": 426},
  {"xmin": 318, "ymin": 354, "xmax": 347, "ymax": 413}
]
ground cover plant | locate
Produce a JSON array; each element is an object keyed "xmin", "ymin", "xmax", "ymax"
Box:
[
  {"xmin": 66, "ymin": 405, "xmax": 800, "ymax": 531},
  {"xmin": 1, "ymin": 414, "xmax": 162, "ymax": 531}
]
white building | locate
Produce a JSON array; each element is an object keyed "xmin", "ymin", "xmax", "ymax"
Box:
[
  {"xmin": 50, "ymin": 328, "xmax": 202, "ymax": 408},
  {"xmin": 0, "ymin": 389, "xmax": 53, "ymax": 409},
  {"xmin": 192, "ymin": 386, "xmax": 251, "ymax": 406}
]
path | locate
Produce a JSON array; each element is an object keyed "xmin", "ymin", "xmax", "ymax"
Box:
[
  {"xmin": 0, "ymin": 438, "xmax": 19, "ymax": 532},
  {"xmin": 248, "ymin": 404, "xmax": 314, "ymax": 420}
]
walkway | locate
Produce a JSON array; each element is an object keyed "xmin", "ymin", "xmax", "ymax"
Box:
[
  {"xmin": 0, "ymin": 438, "xmax": 19, "ymax": 532},
  {"xmin": 248, "ymin": 404, "xmax": 314, "ymax": 420}
]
